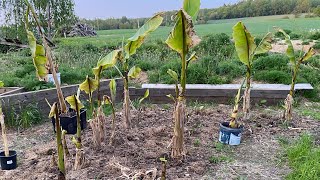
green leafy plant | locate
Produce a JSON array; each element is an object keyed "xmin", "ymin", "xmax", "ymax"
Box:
[
  {"xmin": 66, "ymin": 95, "xmax": 85, "ymax": 170},
  {"xmin": 48, "ymin": 103, "xmax": 66, "ymax": 180},
  {"xmin": 166, "ymin": 0, "xmax": 201, "ymax": 158},
  {"xmin": 114, "ymin": 14, "xmax": 163, "ymax": 129},
  {"xmin": 24, "ymin": 0, "xmax": 67, "ymax": 113},
  {"xmin": 276, "ymin": 28, "xmax": 315, "ymax": 121},
  {"xmin": 0, "ymin": 81, "xmax": 4, "ymax": 87},
  {"xmin": 232, "ymin": 22, "xmax": 272, "ymax": 120},
  {"xmin": 90, "ymin": 52, "xmax": 120, "ymax": 147}
]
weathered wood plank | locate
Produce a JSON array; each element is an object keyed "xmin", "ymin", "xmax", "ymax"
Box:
[{"xmin": 0, "ymin": 78, "xmax": 124, "ymax": 116}]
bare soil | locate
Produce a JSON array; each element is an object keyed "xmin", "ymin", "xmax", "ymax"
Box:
[
  {"xmin": 271, "ymin": 40, "xmax": 318, "ymax": 54},
  {"xmin": 0, "ymin": 104, "xmax": 319, "ymax": 180}
]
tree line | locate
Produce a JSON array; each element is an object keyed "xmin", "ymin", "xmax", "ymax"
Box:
[
  {"xmin": 1, "ymin": 0, "xmax": 320, "ymax": 41},
  {"xmin": 81, "ymin": 0, "xmax": 320, "ymax": 31}
]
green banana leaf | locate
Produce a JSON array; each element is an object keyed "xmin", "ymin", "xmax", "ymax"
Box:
[
  {"xmin": 128, "ymin": 66, "xmax": 141, "ymax": 79},
  {"xmin": 232, "ymin": 22, "xmax": 256, "ymax": 67},
  {"xmin": 125, "ymin": 13, "xmax": 164, "ymax": 58},
  {"xmin": 301, "ymin": 48, "xmax": 316, "ymax": 62},
  {"xmin": 109, "ymin": 79, "xmax": 117, "ymax": 102},
  {"xmin": 276, "ymin": 28, "xmax": 295, "ymax": 65},
  {"xmin": 139, "ymin": 89, "xmax": 149, "ymax": 104},
  {"xmin": 183, "ymin": 0, "xmax": 201, "ymax": 22},
  {"xmin": 66, "ymin": 95, "xmax": 84, "ymax": 113},
  {"xmin": 26, "ymin": 30, "xmax": 48, "ymax": 80},
  {"xmin": 79, "ymin": 75, "xmax": 99, "ymax": 96},
  {"xmin": 94, "ymin": 50, "xmax": 122, "ymax": 77},
  {"xmin": 254, "ymin": 32, "xmax": 273, "ymax": 55},
  {"xmin": 166, "ymin": 10, "xmax": 201, "ymax": 56}
]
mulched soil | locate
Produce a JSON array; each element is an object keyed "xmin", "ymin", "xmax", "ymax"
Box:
[{"xmin": 0, "ymin": 104, "xmax": 319, "ymax": 180}]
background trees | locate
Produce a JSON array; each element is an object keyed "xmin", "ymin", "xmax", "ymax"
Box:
[{"xmin": 0, "ymin": 0, "xmax": 76, "ymax": 41}]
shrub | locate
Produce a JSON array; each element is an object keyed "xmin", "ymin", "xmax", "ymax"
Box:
[
  {"xmin": 194, "ymin": 33, "xmax": 234, "ymax": 57},
  {"xmin": 275, "ymin": 29, "xmax": 292, "ymax": 38},
  {"xmin": 289, "ymin": 33, "xmax": 301, "ymax": 40},
  {"xmin": 253, "ymin": 54, "xmax": 289, "ymax": 71},
  {"xmin": 302, "ymin": 40, "xmax": 310, "ymax": 45},
  {"xmin": 254, "ymin": 70, "xmax": 292, "ymax": 84},
  {"xmin": 313, "ymin": 42, "xmax": 320, "ymax": 49},
  {"xmin": 216, "ymin": 60, "xmax": 245, "ymax": 78},
  {"xmin": 5, "ymin": 103, "xmax": 43, "ymax": 128},
  {"xmin": 308, "ymin": 32, "xmax": 320, "ymax": 40}
]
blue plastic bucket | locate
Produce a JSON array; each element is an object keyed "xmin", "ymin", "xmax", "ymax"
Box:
[{"xmin": 219, "ymin": 122, "xmax": 244, "ymax": 145}]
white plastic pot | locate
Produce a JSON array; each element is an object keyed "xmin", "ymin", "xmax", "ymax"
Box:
[{"xmin": 47, "ymin": 73, "xmax": 61, "ymax": 85}]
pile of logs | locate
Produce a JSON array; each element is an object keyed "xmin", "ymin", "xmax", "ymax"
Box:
[{"xmin": 67, "ymin": 23, "xmax": 97, "ymax": 37}]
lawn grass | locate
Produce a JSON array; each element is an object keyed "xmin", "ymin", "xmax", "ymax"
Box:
[
  {"xmin": 58, "ymin": 15, "xmax": 320, "ymax": 48},
  {"xmin": 280, "ymin": 134, "xmax": 320, "ymax": 180}
]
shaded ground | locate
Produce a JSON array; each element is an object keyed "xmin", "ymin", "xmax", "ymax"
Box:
[{"xmin": 0, "ymin": 103, "xmax": 319, "ymax": 179}]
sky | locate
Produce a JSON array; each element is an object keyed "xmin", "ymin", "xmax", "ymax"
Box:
[{"xmin": 74, "ymin": 0, "xmax": 239, "ymax": 19}]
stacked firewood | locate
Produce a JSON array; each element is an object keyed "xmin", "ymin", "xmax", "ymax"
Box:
[{"xmin": 67, "ymin": 23, "xmax": 97, "ymax": 37}]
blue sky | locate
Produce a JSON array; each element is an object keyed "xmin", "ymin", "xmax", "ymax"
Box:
[{"xmin": 74, "ymin": 0, "xmax": 239, "ymax": 19}]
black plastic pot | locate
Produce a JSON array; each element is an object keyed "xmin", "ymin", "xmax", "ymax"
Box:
[
  {"xmin": 219, "ymin": 122, "xmax": 244, "ymax": 145},
  {"xmin": 51, "ymin": 109, "xmax": 87, "ymax": 134},
  {"xmin": 0, "ymin": 150, "xmax": 17, "ymax": 170}
]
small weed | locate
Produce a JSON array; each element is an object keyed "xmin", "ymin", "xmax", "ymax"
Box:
[
  {"xmin": 209, "ymin": 155, "xmax": 232, "ymax": 164},
  {"xmin": 5, "ymin": 103, "xmax": 43, "ymax": 129},
  {"xmin": 280, "ymin": 134, "xmax": 320, "ymax": 180},
  {"xmin": 213, "ymin": 142, "xmax": 233, "ymax": 153},
  {"xmin": 194, "ymin": 139, "xmax": 201, "ymax": 147}
]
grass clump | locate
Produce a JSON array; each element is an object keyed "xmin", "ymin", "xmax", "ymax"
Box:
[
  {"xmin": 5, "ymin": 103, "xmax": 43, "ymax": 128},
  {"xmin": 280, "ymin": 134, "xmax": 320, "ymax": 180}
]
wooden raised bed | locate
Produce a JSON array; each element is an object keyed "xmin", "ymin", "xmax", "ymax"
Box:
[{"xmin": 130, "ymin": 83, "xmax": 314, "ymax": 105}]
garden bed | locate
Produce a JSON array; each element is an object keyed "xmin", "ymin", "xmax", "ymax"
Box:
[
  {"xmin": 0, "ymin": 87, "xmax": 24, "ymax": 96},
  {"xmin": 0, "ymin": 104, "xmax": 319, "ymax": 179}
]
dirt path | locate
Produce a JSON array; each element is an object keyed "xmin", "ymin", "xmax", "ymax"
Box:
[{"xmin": 0, "ymin": 104, "xmax": 319, "ymax": 179}]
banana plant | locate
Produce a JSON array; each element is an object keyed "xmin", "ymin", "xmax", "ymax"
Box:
[
  {"xmin": 24, "ymin": 0, "xmax": 67, "ymax": 113},
  {"xmin": 276, "ymin": 28, "xmax": 315, "ymax": 121},
  {"xmin": 232, "ymin": 22, "xmax": 273, "ymax": 120},
  {"xmin": 165, "ymin": 0, "xmax": 201, "ymax": 158},
  {"xmin": 93, "ymin": 50, "xmax": 122, "ymax": 106},
  {"xmin": 115, "ymin": 13, "xmax": 163, "ymax": 129},
  {"xmin": 89, "ymin": 52, "xmax": 121, "ymax": 147},
  {"xmin": 229, "ymin": 79, "xmax": 245, "ymax": 128},
  {"xmin": 48, "ymin": 102, "xmax": 66, "ymax": 180},
  {"xmin": 66, "ymin": 95, "xmax": 85, "ymax": 170}
]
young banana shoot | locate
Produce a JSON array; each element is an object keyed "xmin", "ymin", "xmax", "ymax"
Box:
[
  {"xmin": 229, "ymin": 79, "xmax": 245, "ymax": 128},
  {"xmin": 49, "ymin": 103, "xmax": 66, "ymax": 180},
  {"xmin": 232, "ymin": 22, "xmax": 272, "ymax": 120},
  {"xmin": 66, "ymin": 95, "xmax": 85, "ymax": 170},
  {"xmin": 276, "ymin": 28, "xmax": 315, "ymax": 121}
]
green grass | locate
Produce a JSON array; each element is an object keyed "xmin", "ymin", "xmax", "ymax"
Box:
[
  {"xmin": 297, "ymin": 103, "xmax": 320, "ymax": 121},
  {"xmin": 58, "ymin": 15, "xmax": 320, "ymax": 48},
  {"xmin": 280, "ymin": 134, "xmax": 320, "ymax": 180}
]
